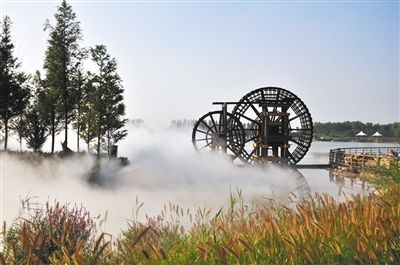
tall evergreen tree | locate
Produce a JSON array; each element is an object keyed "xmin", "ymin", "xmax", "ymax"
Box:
[
  {"xmin": 90, "ymin": 45, "xmax": 127, "ymax": 156},
  {"xmin": 75, "ymin": 74, "xmax": 96, "ymax": 152},
  {"xmin": 71, "ymin": 64, "xmax": 86, "ymax": 152},
  {"xmin": 44, "ymin": 0, "xmax": 84, "ymax": 148},
  {"xmin": 10, "ymin": 112, "xmax": 26, "ymax": 151},
  {"xmin": 0, "ymin": 16, "xmax": 30, "ymax": 150},
  {"xmin": 21, "ymin": 72, "xmax": 52, "ymax": 152},
  {"xmin": 22, "ymin": 106, "xmax": 49, "ymax": 152},
  {"xmin": 34, "ymin": 71, "xmax": 62, "ymax": 153}
]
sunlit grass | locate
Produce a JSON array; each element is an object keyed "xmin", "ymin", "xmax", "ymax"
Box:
[{"xmin": 1, "ymin": 167, "xmax": 399, "ymax": 264}]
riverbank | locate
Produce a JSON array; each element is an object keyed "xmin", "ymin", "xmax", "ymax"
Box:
[{"xmin": 315, "ymin": 137, "xmax": 399, "ymax": 143}]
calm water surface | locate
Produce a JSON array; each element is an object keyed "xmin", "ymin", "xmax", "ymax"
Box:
[{"xmin": 297, "ymin": 141, "xmax": 399, "ymax": 199}]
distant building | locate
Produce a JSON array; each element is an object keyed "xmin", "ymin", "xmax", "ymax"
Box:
[
  {"xmin": 356, "ymin": 130, "xmax": 367, "ymax": 137},
  {"xmin": 372, "ymin": 131, "xmax": 382, "ymax": 142},
  {"xmin": 372, "ymin": 131, "xmax": 382, "ymax": 137}
]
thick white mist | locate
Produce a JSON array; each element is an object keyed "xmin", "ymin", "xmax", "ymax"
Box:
[{"xmin": 0, "ymin": 125, "xmax": 348, "ymax": 236}]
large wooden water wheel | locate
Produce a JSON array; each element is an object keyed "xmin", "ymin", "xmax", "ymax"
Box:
[{"xmin": 192, "ymin": 87, "xmax": 313, "ymax": 165}]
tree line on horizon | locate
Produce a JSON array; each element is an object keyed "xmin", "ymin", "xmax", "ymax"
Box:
[
  {"xmin": 139, "ymin": 118, "xmax": 400, "ymax": 141},
  {"xmin": 314, "ymin": 121, "xmax": 400, "ymax": 141},
  {"xmin": 0, "ymin": 0, "xmax": 127, "ymax": 155}
]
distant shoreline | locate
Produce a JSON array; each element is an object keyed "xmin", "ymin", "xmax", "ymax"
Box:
[{"xmin": 314, "ymin": 138, "xmax": 400, "ymax": 144}]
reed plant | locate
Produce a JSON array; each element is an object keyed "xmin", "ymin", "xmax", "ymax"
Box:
[
  {"xmin": 1, "ymin": 167, "xmax": 399, "ymax": 264},
  {"xmin": 113, "ymin": 188, "xmax": 399, "ymax": 264},
  {"xmin": 0, "ymin": 201, "xmax": 110, "ymax": 264}
]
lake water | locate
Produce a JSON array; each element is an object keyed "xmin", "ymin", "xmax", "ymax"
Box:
[
  {"xmin": 300, "ymin": 141, "xmax": 399, "ymax": 164},
  {"xmin": 297, "ymin": 141, "xmax": 399, "ymax": 199}
]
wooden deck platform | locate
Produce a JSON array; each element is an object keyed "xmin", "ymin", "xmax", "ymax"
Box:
[{"xmin": 294, "ymin": 164, "xmax": 331, "ymax": 169}]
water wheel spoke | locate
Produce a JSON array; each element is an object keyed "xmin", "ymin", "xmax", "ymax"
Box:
[
  {"xmin": 289, "ymin": 137, "xmax": 307, "ymax": 148},
  {"xmin": 209, "ymin": 114, "xmax": 218, "ymax": 132},
  {"xmin": 229, "ymin": 136, "xmax": 242, "ymax": 148},
  {"xmin": 218, "ymin": 113, "xmax": 223, "ymax": 132},
  {"xmin": 224, "ymin": 122, "xmax": 238, "ymax": 134},
  {"xmin": 196, "ymin": 129, "xmax": 208, "ymax": 134},
  {"xmin": 227, "ymin": 144, "xmax": 238, "ymax": 154},
  {"xmin": 201, "ymin": 120, "xmax": 214, "ymax": 132},
  {"xmin": 289, "ymin": 112, "xmax": 307, "ymax": 122},
  {"xmin": 247, "ymin": 146, "xmax": 258, "ymax": 158},
  {"xmin": 193, "ymin": 110, "xmax": 246, "ymax": 160},
  {"xmin": 199, "ymin": 143, "xmax": 212, "ymax": 151},
  {"xmin": 246, "ymin": 99, "xmax": 261, "ymax": 117},
  {"xmin": 239, "ymin": 114, "xmax": 259, "ymax": 125},
  {"xmin": 288, "ymin": 152, "xmax": 296, "ymax": 162},
  {"xmin": 245, "ymin": 135, "xmax": 259, "ymax": 143}
]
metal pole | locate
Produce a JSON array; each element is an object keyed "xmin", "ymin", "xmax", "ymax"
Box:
[
  {"xmin": 282, "ymin": 107, "xmax": 289, "ymax": 163},
  {"xmin": 222, "ymin": 103, "xmax": 228, "ymax": 154},
  {"xmin": 261, "ymin": 106, "xmax": 268, "ymax": 162}
]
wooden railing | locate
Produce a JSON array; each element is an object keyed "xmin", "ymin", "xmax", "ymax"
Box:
[{"xmin": 329, "ymin": 147, "xmax": 400, "ymax": 170}]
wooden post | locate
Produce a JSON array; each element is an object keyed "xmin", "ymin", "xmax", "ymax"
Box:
[{"xmin": 362, "ymin": 153, "xmax": 365, "ymax": 170}]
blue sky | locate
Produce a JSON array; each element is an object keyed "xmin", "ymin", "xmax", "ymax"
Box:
[{"xmin": 1, "ymin": 0, "xmax": 399, "ymax": 126}]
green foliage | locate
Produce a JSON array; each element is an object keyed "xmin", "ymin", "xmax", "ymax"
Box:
[
  {"xmin": 0, "ymin": 3, "xmax": 128, "ymax": 154},
  {"xmin": 21, "ymin": 106, "xmax": 49, "ymax": 152},
  {"xmin": 89, "ymin": 45, "xmax": 127, "ymax": 155},
  {"xmin": 82, "ymin": 71, "xmax": 102, "ymax": 154},
  {"xmin": 0, "ymin": 16, "xmax": 30, "ymax": 149},
  {"xmin": 35, "ymin": 71, "xmax": 63, "ymax": 153},
  {"xmin": 363, "ymin": 164, "xmax": 400, "ymax": 189},
  {"xmin": 70, "ymin": 66, "xmax": 87, "ymax": 152},
  {"xmin": 314, "ymin": 121, "xmax": 400, "ymax": 141},
  {"xmin": 79, "ymin": 96, "xmax": 98, "ymax": 152},
  {"xmin": 14, "ymin": 72, "xmax": 53, "ymax": 152},
  {"xmin": 43, "ymin": 0, "xmax": 85, "ymax": 147},
  {"xmin": 9, "ymin": 112, "xmax": 26, "ymax": 151}
]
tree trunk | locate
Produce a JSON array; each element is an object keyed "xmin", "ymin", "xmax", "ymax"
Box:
[
  {"xmin": 86, "ymin": 129, "xmax": 90, "ymax": 152},
  {"xmin": 97, "ymin": 110, "xmax": 101, "ymax": 156},
  {"xmin": 97, "ymin": 135, "xmax": 100, "ymax": 156},
  {"xmin": 77, "ymin": 107, "xmax": 80, "ymax": 152},
  {"xmin": 64, "ymin": 115, "xmax": 68, "ymax": 147},
  {"xmin": 51, "ymin": 128, "xmax": 55, "ymax": 153},
  {"xmin": 107, "ymin": 129, "xmax": 110, "ymax": 155},
  {"xmin": 62, "ymin": 44, "xmax": 68, "ymax": 148},
  {"xmin": 4, "ymin": 121, "xmax": 8, "ymax": 150},
  {"xmin": 64, "ymin": 88, "xmax": 68, "ymax": 147},
  {"xmin": 51, "ymin": 107, "xmax": 55, "ymax": 153},
  {"xmin": 77, "ymin": 126, "xmax": 80, "ymax": 152},
  {"xmin": 19, "ymin": 115, "xmax": 22, "ymax": 151},
  {"xmin": 97, "ymin": 88, "xmax": 102, "ymax": 157},
  {"xmin": 97, "ymin": 123, "xmax": 101, "ymax": 157}
]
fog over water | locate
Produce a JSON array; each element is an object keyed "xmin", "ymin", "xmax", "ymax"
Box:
[{"xmin": 1, "ymin": 125, "xmax": 398, "ymax": 236}]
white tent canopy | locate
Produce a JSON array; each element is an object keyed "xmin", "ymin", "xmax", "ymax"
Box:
[
  {"xmin": 356, "ymin": 130, "xmax": 367, "ymax": 136},
  {"xmin": 372, "ymin": 131, "xmax": 382, "ymax": 137}
]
